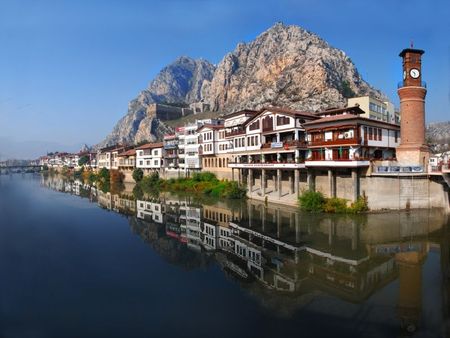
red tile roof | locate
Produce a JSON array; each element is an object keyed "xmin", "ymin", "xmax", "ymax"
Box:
[
  {"xmin": 136, "ymin": 142, "xmax": 164, "ymax": 150},
  {"xmin": 197, "ymin": 124, "xmax": 225, "ymax": 132},
  {"xmin": 118, "ymin": 149, "xmax": 136, "ymax": 157}
]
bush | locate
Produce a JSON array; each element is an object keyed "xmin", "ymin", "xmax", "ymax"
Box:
[
  {"xmin": 349, "ymin": 195, "xmax": 369, "ymax": 213},
  {"xmin": 141, "ymin": 172, "xmax": 161, "ymax": 192},
  {"xmin": 98, "ymin": 168, "xmax": 110, "ymax": 182},
  {"xmin": 110, "ymin": 169, "xmax": 124, "ymax": 184},
  {"xmin": 74, "ymin": 168, "xmax": 84, "ymax": 178},
  {"xmin": 298, "ymin": 190, "xmax": 326, "ymax": 212},
  {"xmin": 221, "ymin": 181, "xmax": 246, "ymax": 199},
  {"xmin": 88, "ymin": 172, "xmax": 97, "ymax": 184},
  {"xmin": 78, "ymin": 155, "xmax": 89, "ymax": 167},
  {"xmin": 324, "ymin": 197, "xmax": 348, "ymax": 213},
  {"xmin": 132, "ymin": 168, "xmax": 144, "ymax": 182},
  {"xmin": 192, "ymin": 172, "xmax": 218, "ymax": 182}
]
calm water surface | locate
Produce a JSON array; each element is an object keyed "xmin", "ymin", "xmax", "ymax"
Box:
[{"xmin": 0, "ymin": 174, "xmax": 449, "ymax": 338}]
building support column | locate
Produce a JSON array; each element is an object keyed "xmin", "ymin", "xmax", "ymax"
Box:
[
  {"xmin": 289, "ymin": 169, "xmax": 296, "ymax": 194},
  {"xmin": 261, "ymin": 169, "xmax": 266, "ymax": 196},
  {"xmin": 307, "ymin": 169, "xmax": 315, "ymax": 191},
  {"xmin": 295, "ymin": 212, "xmax": 300, "ymax": 243},
  {"xmin": 261, "ymin": 206, "xmax": 266, "ymax": 231},
  {"xmin": 328, "ymin": 169, "xmax": 336, "ymax": 198},
  {"xmin": 294, "ymin": 169, "xmax": 300, "ymax": 196},
  {"xmin": 277, "ymin": 169, "xmax": 282, "ymax": 199},
  {"xmin": 352, "ymin": 168, "xmax": 359, "ymax": 202},
  {"xmin": 276, "ymin": 209, "xmax": 281, "ymax": 238},
  {"xmin": 248, "ymin": 169, "xmax": 253, "ymax": 194}
]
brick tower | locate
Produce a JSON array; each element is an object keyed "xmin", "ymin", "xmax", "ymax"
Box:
[{"xmin": 396, "ymin": 48, "xmax": 429, "ymax": 168}]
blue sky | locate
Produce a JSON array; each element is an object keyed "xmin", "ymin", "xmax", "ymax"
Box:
[{"xmin": 0, "ymin": 0, "xmax": 449, "ymax": 159}]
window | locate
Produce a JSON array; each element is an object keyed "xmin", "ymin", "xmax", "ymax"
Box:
[
  {"xmin": 378, "ymin": 128, "xmax": 382, "ymax": 141},
  {"xmin": 277, "ymin": 116, "xmax": 290, "ymax": 126},
  {"xmin": 395, "ymin": 131, "xmax": 398, "ymax": 142},
  {"xmin": 139, "ymin": 161, "xmax": 143, "ymax": 165},
  {"xmin": 368, "ymin": 128, "xmax": 373, "ymax": 140},
  {"xmin": 249, "ymin": 120, "xmax": 260, "ymax": 131},
  {"xmin": 154, "ymin": 160, "xmax": 158, "ymax": 166},
  {"xmin": 146, "ymin": 160, "xmax": 150, "ymax": 165}
]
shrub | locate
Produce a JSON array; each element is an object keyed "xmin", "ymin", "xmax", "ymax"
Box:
[
  {"xmin": 98, "ymin": 168, "xmax": 110, "ymax": 182},
  {"xmin": 298, "ymin": 190, "xmax": 326, "ymax": 212},
  {"xmin": 132, "ymin": 168, "xmax": 144, "ymax": 182},
  {"xmin": 141, "ymin": 172, "xmax": 161, "ymax": 192},
  {"xmin": 324, "ymin": 197, "xmax": 348, "ymax": 213},
  {"xmin": 349, "ymin": 195, "xmax": 369, "ymax": 213},
  {"xmin": 132, "ymin": 185, "xmax": 144, "ymax": 200},
  {"xmin": 88, "ymin": 172, "xmax": 97, "ymax": 184},
  {"xmin": 78, "ymin": 155, "xmax": 89, "ymax": 167},
  {"xmin": 74, "ymin": 167, "xmax": 84, "ymax": 178},
  {"xmin": 110, "ymin": 169, "xmax": 124, "ymax": 184},
  {"xmin": 192, "ymin": 172, "xmax": 217, "ymax": 182},
  {"xmin": 221, "ymin": 181, "xmax": 246, "ymax": 199}
]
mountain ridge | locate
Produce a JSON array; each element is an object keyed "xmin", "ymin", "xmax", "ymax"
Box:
[{"xmin": 99, "ymin": 23, "xmax": 386, "ymax": 147}]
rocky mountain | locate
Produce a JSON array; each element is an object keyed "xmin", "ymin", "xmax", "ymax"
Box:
[
  {"xmin": 99, "ymin": 23, "xmax": 385, "ymax": 147},
  {"xmin": 99, "ymin": 57, "xmax": 215, "ymax": 147},
  {"xmin": 203, "ymin": 23, "xmax": 384, "ymax": 113},
  {"xmin": 427, "ymin": 121, "xmax": 450, "ymax": 153}
]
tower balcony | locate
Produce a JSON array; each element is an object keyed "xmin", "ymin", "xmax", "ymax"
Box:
[{"xmin": 397, "ymin": 81, "xmax": 427, "ymax": 89}]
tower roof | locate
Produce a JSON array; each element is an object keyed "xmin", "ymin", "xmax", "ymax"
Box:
[{"xmin": 399, "ymin": 48, "xmax": 425, "ymax": 57}]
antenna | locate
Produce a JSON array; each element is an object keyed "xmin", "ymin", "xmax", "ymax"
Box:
[{"xmin": 410, "ymin": 40, "xmax": 414, "ymax": 48}]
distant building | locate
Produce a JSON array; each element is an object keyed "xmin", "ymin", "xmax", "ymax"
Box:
[
  {"xmin": 147, "ymin": 103, "xmax": 193, "ymax": 121},
  {"xmin": 135, "ymin": 142, "xmax": 164, "ymax": 174},
  {"xmin": 347, "ymin": 96, "xmax": 400, "ymax": 124}
]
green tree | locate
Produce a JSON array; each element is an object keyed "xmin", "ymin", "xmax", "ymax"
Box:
[
  {"xmin": 132, "ymin": 168, "xmax": 144, "ymax": 182},
  {"xmin": 78, "ymin": 155, "xmax": 89, "ymax": 166},
  {"xmin": 340, "ymin": 80, "xmax": 355, "ymax": 98}
]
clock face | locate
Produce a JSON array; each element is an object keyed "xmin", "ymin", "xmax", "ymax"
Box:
[
  {"xmin": 403, "ymin": 70, "xmax": 406, "ymax": 80},
  {"xmin": 410, "ymin": 68, "xmax": 420, "ymax": 79}
]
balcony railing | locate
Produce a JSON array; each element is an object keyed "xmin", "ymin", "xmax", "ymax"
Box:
[
  {"xmin": 397, "ymin": 81, "xmax": 427, "ymax": 89},
  {"xmin": 261, "ymin": 140, "xmax": 308, "ymax": 149},
  {"xmin": 225, "ymin": 129, "xmax": 245, "ymax": 137},
  {"xmin": 309, "ymin": 137, "xmax": 361, "ymax": 147}
]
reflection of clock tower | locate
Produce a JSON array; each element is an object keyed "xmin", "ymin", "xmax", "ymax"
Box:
[{"xmin": 396, "ymin": 48, "xmax": 429, "ymax": 168}]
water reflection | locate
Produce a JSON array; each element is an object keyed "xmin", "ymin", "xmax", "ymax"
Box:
[{"xmin": 40, "ymin": 174, "xmax": 449, "ymax": 336}]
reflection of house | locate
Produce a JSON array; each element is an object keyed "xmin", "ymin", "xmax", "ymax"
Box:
[{"xmin": 136, "ymin": 200, "xmax": 164, "ymax": 223}]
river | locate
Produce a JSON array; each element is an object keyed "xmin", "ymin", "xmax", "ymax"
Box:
[{"xmin": 0, "ymin": 173, "xmax": 449, "ymax": 338}]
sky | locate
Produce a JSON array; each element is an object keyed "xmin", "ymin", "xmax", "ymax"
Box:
[{"xmin": 0, "ymin": 0, "xmax": 449, "ymax": 159}]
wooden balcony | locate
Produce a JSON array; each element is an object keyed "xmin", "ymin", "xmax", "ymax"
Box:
[
  {"xmin": 309, "ymin": 137, "xmax": 361, "ymax": 147},
  {"xmin": 225, "ymin": 129, "xmax": 245, "ymax": 137},
  {"xmin": 261, "ymin": 140, "xmax": 308, "ymax": 150}
]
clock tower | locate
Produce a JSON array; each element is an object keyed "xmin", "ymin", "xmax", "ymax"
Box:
[{"xmin": 396, "ymin": 48, "xmax": 429, "ymax": 168}]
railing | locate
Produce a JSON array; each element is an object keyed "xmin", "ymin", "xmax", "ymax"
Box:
[
  {"xmin": 262, "ymin": 126, "xmax": 274, "ymax": 132},
  {"xmin": 261, "ymin": 140, "xmax": 308, "ymax": 149},
  {"xmin": 309, "ymin": 137, "xmax": 361, "ymax": 147},
  {"xmin": 118, "ymin": 160, "xmax": 135, "ymax": 166},
  {"xmin": 225, "ymin": 129, "xmax": 245, "ymax": 137},
  {"xmin": 397, "ymin": 81, "xmax": 427, "ymax": 89}
]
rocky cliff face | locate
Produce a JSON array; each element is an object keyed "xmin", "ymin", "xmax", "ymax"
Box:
[
  {"xmin": 203, "ymin": 23, "xmax": 384, "ymax": 113},
  {"xmin": 99, "ymin": 57, "xmax": 215, "ymax": 147},
  {"xmin": 99, "ymin": 23, "xmax": 385, "ymax": 147},
  {"xmin": 427, "ymin": 121, "xmax": 450, "ymax": 153}
]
